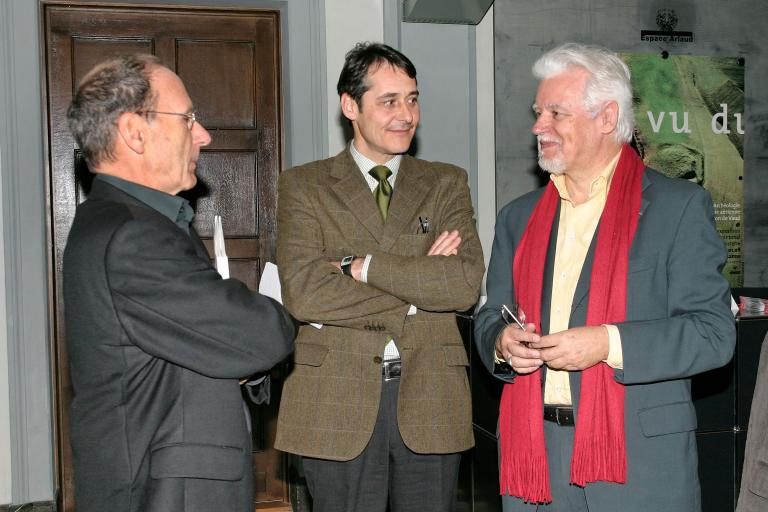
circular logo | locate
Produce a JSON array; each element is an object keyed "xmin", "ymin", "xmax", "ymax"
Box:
[{"xmin": 656, "ymin": 8, "xmax": 678, "ymax": 32}]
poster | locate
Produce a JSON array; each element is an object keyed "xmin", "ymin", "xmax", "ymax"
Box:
[{"xmin": 622, "ymin": 54, "xmax": 744, "ymax": 287}]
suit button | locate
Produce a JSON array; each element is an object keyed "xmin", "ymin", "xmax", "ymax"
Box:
[{"xmin": 373, "ymin": 356, "xmax": 382, "ymax": 364}]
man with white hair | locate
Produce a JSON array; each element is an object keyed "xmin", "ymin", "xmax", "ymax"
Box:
[{"xmin": 475, "ymin": 43, "xmax": 735, "ymax": 511}]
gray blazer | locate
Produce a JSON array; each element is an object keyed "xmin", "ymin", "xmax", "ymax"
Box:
[
  {"xmin": 475, "ymin": 168, "xmax": 735, "ymax": 512},
  {"xmin": 64, "ymin": 179, "xmax": 296, "ymax": 512},
  {"xmin": 737, "ymin": 332, "xmax": 768, "ymax": 512}
]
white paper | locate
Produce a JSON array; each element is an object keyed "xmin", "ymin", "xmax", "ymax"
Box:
[{"xmin": 213, "ymin": 215, "xmax": 230, "ymax": 279}]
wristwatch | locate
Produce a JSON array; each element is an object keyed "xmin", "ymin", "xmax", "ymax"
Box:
[{"xmin": 340, "ymin": 255, "xmax": 355, "ymax": 276}]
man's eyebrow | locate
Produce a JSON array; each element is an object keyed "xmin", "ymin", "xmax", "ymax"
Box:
[
  {"xmin": 376, "ymin": 90, "xmax": 419, "ymax": 100},
  {"xmin": 532, "ymin": 102, "xmax": 569, "ymax": 112}
]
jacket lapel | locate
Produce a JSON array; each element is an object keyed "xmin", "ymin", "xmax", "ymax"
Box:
[
  {"xmin": 570, "ymin": 168, "xmax": 652, "ymax": 317},
  {"xmin": 379, "ymin": 156, "xmax": 432, "ymax": 252},
  {"xmin": 330, "ymin": 150, "xmax": 386, "ymax": 243}
]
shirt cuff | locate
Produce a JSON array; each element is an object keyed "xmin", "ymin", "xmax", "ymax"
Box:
[
  {"xmin": 493, "ymin": 328, "xmax": 506, "ymax": 363},
  {"xmin": 602, "ymin": 324, "xmax": 624, "ymax": 369},
  {"xmin": 360, "ymin": 254, "xmax": 373, "ymax": 283}
]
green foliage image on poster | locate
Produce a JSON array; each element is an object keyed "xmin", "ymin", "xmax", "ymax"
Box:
[{"xmin": 622, "ymin": 54, "xmax": 744, "ymax": 287}]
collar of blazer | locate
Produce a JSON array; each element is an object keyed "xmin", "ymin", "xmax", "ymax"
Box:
[{"xmin": 330, "ymin": 148, "xmax": 435, "ymax": 251}]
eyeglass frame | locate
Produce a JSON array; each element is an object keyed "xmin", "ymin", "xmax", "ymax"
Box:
[{"xmin": 137, "ymin": 110, "xmax": 198, "ymax": 130}]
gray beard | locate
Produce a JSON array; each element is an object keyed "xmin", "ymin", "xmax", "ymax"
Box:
[{"xmin": 538, "ymin": 155, "xmax": 566, "ymax": 175}]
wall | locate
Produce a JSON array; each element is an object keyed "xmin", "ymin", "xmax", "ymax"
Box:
[{"xmin": 494, "ymin": 0, "xmax": 768, "ymax": 285}]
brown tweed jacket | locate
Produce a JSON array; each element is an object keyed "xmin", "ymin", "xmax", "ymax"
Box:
[{"xmin": 274, "ymin": 148, "xmax": 484, "ymax": 460}]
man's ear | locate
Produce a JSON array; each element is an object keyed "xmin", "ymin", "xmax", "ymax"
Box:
[
  {"xmin": 116, "ymin": 112, "xmax": 146, "ymax": 155},
  {"xmin": 600, "ymin": 101, "xmax": 620, "ymax": 135},
  {"xmin": 340, "ymin": 93, "xmax": 359, "ymax": 122}
]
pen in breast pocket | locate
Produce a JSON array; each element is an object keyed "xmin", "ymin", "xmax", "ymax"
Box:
[{"xmin": 418, "ymin": 216, "xmax": 429, "ymax": 234}]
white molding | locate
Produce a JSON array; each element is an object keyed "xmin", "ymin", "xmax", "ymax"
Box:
[
  {"xmin": 0, "ymin": 151, "xmax": 11, "ymax": 507},
  {"xmin": 0, "ymin": 2, "xmax": 13, "ymax": 503},
  {"xmin": 382, "ymin": 0, "xmax": 401, "ymax": 49},
  {"xmin": 307, "ymin": 0, "xmax": 329, "ymax": 161},
  {"xmin": 475, "ymin": 4, "xmax": 495, "ymax": 294},
  {"xmin": 325, "ymin": 0, "xmax": 384, "ymax": 155},
  {"xmin": 0, "ymin": 1, "xmax": 21, "ymax": 505},
  {"xmin": 0, "ymin": 0, "xmax": 54, "ymax": 503}
]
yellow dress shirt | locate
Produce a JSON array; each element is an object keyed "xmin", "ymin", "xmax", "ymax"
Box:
[{"xmin": 544, "ymin": 152, "xmax": 624, "ymax": 405}]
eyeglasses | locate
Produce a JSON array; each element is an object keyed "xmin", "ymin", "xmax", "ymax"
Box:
[{"xmin": 138, "ymin": 110, "xmax": 198, "ymax": 130}]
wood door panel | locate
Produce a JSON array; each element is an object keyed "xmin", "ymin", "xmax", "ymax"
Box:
[
  {"xmin": 229, "ymin": 259, "xmax": 262, "ymax": 291},
  {"xmin": 177, "ymin": 41, "xmax": 257, "ymax": 128},
  {"xmin": 206, "ymin": 129, "xmax": 261, "ymax": 150},
  {"xmin": 43, "ymin": 3, "xmax": 286, "ymax": 511},
  {"xmin": 72, "ymin": 38, "xmax": 155, "ymax": 84},
  {"xmin": 193, "ymin": 151, "xmax": 259, "ymax": 237}
]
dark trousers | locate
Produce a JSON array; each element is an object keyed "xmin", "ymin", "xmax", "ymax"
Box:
[
  {"xmin": 501, "ymin": 420, "xmax": 589, "ymax": 512},
  {"xmin": 302, "ymin": 377, "xmax": 461, "ymax": 512}
]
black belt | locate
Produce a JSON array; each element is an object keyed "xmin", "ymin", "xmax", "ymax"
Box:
[
  {"xmin": 382, "ymin": 359, "xmax": 401, "ymax": 380},
  {"xmin": 543, "ymin": 405, "xmax": 575, "ymax": 426}
]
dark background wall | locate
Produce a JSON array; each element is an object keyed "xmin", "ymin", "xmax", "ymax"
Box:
[{"xmin": 494, "ymin": 0, "xmax": 768, "ymax": 286}]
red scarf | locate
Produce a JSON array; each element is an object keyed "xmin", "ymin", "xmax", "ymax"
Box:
[{"xmin": 498, "ymin": 145, "xmax": 644, "ymax": 503}]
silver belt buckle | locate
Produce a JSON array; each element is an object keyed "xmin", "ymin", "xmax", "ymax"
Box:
[
  {"xmin": 382, "ymin": 359, "xmax": 401, "ymax": 381},
  {"xmin": 555, "ymin": 406, "xmax": 574, "ymax": 426}
]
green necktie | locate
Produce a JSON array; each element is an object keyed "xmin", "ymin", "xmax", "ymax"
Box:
[{"xmin": 368, "ymin": 165, "xmax": 393, "ymax": 221}]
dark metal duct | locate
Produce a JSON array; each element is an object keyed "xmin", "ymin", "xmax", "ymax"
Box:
[{"xmin": 402, "ymin": 0, "xmax": 494, "ymax": 25}]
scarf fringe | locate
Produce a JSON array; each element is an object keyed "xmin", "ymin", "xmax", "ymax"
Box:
[
  {"xmin": 499, "ymin": 451, "xmax": 552, "ymax": 504},
  {"xmin": 571, "ymin": 432, "xmax": 627, "ymax": 486}
]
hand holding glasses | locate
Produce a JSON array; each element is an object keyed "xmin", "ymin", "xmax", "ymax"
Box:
[
  {"xmin": 501, "ymin": 303, "xmax": 526, "ymax": 330},
  {"xmin": 501, "ymin": 303, "xmax": 531, "ymax": 351}
]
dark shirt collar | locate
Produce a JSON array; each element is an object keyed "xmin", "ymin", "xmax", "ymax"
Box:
[{"xmin": 96, "ymin": 174, "xmax": 194, "ymax": 233}]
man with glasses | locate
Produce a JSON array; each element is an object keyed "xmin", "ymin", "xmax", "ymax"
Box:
[{"xmin": 63, "ymin": 54, "xmax": 296, "ymax": 512}]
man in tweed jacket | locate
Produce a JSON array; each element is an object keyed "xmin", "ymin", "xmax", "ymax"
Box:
[{"xmin": 275, "ymin": 42, "xmax": 484, "ymax": 511}]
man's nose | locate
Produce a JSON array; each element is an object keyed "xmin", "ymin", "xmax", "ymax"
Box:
[
  {"xmin": 532, "ymin": 115, "xmax": 548, "ymax": 135},
  {"xmin": 193, "ymin": 122, "xmax": 212, "ymax": 147},
  {"xmin": 398, "ymin": 102, "xmax": 415, "ymax": 124}
]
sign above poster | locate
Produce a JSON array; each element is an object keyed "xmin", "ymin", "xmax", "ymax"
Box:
[{"xmin": 641, "ymin": 8, "xmax": 695, "ymax": 43}]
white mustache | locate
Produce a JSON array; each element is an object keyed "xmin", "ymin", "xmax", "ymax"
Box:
[
  {"xmin": 537, "ymin": 135, "xmax": 561, "ymax": 156},
  {"xmin": 537, "ymin": 135, "xmax": 562, "ymax": 145}
]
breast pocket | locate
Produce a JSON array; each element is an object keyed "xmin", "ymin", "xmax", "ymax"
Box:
[
  {"xmin": 637, "ymin": 400, "xmax": 697, "ymax": 437},
  {"xmin": 395, "ymin": 232, "xmax": 437, "ymax": 257}
]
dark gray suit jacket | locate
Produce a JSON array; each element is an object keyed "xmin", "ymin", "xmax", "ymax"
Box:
[
  {"xmin": 475, "ymin": 168, "xmax": 735, "ymax": 512},
  {"xmin": 737, "ymin": 332, "xmax": 768, "ymax": 512},
  {"xmin": 63, "ymin": 179, "xmax": 296, "ymax": 512}
]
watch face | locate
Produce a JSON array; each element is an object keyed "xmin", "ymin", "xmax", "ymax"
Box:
[{"xmin": 341, "ymin": 255, "xmax": 354, "ymax": 266}]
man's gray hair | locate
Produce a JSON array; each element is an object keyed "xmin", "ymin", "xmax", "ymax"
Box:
[
  {"xmin": 67, "ymin": 54, "xmax": 161, "ymax": 167},
  {"xmin": 532, "ymin": 43, "xmax": 634, "ymax": 143}
]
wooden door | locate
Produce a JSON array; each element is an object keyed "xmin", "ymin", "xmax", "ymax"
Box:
[{"xmin": 42, "ymin": 2, "xmax": 289, "ymax": 510}]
